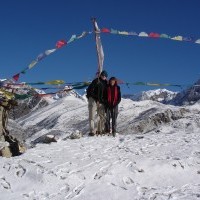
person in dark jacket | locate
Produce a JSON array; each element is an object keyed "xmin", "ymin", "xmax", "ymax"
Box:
[
  {"xmin": 105, "ymin": 77, "xmax": 121, "ymax": 137},
  {"xmin": 86, "ymin": 70, "xmax": 108, "ymax": 136}
]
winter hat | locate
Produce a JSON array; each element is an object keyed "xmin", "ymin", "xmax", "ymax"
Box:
[
  {"xmin": 100, "ymin": 70, "xmax": 108, "ymax": 78},
  {"xmin": 109, "ymin": 77, "xmax": 116, "ymax": 81}
]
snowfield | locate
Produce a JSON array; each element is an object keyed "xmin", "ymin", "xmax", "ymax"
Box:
[{"xmin": 1, "ymin": 95, "xmax": 200, "ymax": 200}]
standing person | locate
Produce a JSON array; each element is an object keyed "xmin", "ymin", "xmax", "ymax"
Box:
[
  {"xmin": 86, "ymin": 70, "xmax": 108, "ymax": 136},
  {"xmin": 105, "ymin": 77, "xmax": 121, "ymax": 137}
]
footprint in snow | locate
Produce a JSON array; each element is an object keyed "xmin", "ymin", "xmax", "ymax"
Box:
[
  {"xmin": 123, "ymin": 176, "xmax": 134, "ymax": 186},
  {"xmin": 3, "ymin": 163, "xmax": 11, "ymax": 171},
  {"xmin": 59, "ymin": 184, "xmax": 70, "ymax": 194},
  {"xmin": 110, "ymin": 182, "xmax": 128, "ymax": 190},
  {"xmin": 119, "ymin": 137, "xmax": 125, "ymax": 142},
  {"xmin": 3, "ymin": 163, "xmax": 26, "ymax": 178},
  {"xmin": 11, "ymin": 164, "xmax": 27, "ymax": 177},
  {"xmin": 94, "ymin": 166, "xmax": 110, "ymax": 180},
  {"xmin": 65, "ymin": 184, "xmax": 85, "ymax": 199},
  {"xmin": 0, "ymin": 177, "xmax": 11, "ymax": 190}
]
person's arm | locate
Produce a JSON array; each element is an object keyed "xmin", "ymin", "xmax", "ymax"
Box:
[
  {"xmin": 103, "ymin": 86, "xmax": 108, "ymax": 107},
  {"xmin": 117, "ymin": 86, "xmax": 121, "ymax": 105},
  {"xmin": 86, "ymin": 84, "xmax": 92, "ymax": 98},
  {"xmin": 86, "ymin": 79, "xmax": 96, "ymax": 99}
]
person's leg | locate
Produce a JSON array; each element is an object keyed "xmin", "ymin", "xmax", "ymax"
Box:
[
  {"xmin": 105, "ymin": 107, "xmax": 111, "ymax": 134},
  {"xmin": 97, "ymin": 103, "xmax": 106, "ymax": 134},
  {"xmin": 111, "ymin": 106, "xmax": 118, "ymax": 137},
  {"xmin": 88, "ymin": 97, "xmax": 97, "ymax": 135}
]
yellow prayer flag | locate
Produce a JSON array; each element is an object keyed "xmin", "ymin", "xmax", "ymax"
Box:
[
  {"xmin": 28, "ymin": 60, "xmax": 37, "ymax": 69},
  {"xmin": 171, "ymin": 36, "xmax": 183, "ymax": 41},
  {"xmin": 46, "ymin": 80, "xmax": 65, "ymax": 85}
]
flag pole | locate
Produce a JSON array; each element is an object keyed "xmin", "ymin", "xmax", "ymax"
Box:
[{"xmin": 91, "ymin": 17, "xmax": 104, "ymax": 78}]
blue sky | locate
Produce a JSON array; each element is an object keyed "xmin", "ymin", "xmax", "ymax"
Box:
[{"xmin": 1, "ymin": 0, "xmax": 200, "ymax": 94}]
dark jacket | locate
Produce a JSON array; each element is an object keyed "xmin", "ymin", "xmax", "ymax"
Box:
[
  {"xmin": 105, "ymin": 84, "xmax": 121, "ymax": 108},
  {"xmin": 86, "ymin": 78, "xmax": 107, "ymax": 103}
]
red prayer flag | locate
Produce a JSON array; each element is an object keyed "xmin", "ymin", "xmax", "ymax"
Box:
[
  {"xmin": 149, "ymin": 32, "xmax": 160, "ymax": 38},
  {"xmin": 13, "ymin": 73, "xmax": 20, "ymax": 81},
  {"xmin": 101, "ymin": 28, "xmax": 110, "ymax": 33},
  {"xmin": 56, "ymin": 40, "xmax": 67, "ymax": 48}
]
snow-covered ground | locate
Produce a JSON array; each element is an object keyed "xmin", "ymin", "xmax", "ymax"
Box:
[{"xmin": 1, "ymin": 95, "xmax": 200, "ymax": 199}]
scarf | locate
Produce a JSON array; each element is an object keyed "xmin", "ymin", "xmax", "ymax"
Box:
[{"xmin": 107, "ymin": 85, "xmax": 118, "ymax": 106}]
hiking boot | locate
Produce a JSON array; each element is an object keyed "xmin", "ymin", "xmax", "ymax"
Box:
[
  {"xmin": 89, "ymin": 132, "xmax": 95, "ymax": 136},
  {"xmin": 101, "ymin": 131, "xmax": 107, "ymax": 136},
  {"xmin": 112, "ymin": 132, "xmax": 116, "ymax": 137},
  {"xmin": 104, "ymin": 129, "xmax": 110, "ymax": 135},
  {"xmin": 104, "ymin": 131, "xmax": 110, "ymax": 136},
  {"xmin": 96, "ymin": 131, "xmax": 101, "ymax": 136}
]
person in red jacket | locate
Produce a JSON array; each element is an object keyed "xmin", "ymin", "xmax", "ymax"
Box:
[{"xmin": 105, "ymin": 77, "xmax": 121, "ymax": 136}]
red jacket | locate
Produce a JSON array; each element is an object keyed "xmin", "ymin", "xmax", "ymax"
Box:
[{"xmin": 105, "ymin": 84, "xmax": 121, "ymax": 108}]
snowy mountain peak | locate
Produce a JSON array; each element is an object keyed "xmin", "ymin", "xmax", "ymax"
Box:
[
  {"xmin": 123, "ymin": 88, "xmax": 178, "ymax": 103},
  {"xmin": 171, "ymin": 78, "xmax": 200, "ymax": 105},
  {"xmin": 11, "ymin": 88, "xmax": 86, "ymax": 120}
]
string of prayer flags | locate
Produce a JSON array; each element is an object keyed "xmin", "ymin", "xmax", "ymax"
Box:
[
  {"xmin": 12, "ymin": 31, "xmax": 90, "ymax": 81},
  {"xmin": 10, "ymin": 25, "xmax": 200, "ymax": 83},
  {"xmin": 123, "ymin": 81, "xmax": 184, "ymax": 88},
  {"xmin": 100, "ymin": 27, "xmax": 200, "ymax": 45}
]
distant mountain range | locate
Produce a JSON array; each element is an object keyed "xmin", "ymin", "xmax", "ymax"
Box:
[
  {"xmin": 171, "ymin": 79, "xmax": 200, "ymax": 105},
  {"xmin": 8, "ymin": 78, "xmax": 200, "ymax": 138},
  {"xmin": 123, "ymin": 79, "xmax": 200, "ymax": 106},
  {"xmin": 10, "ymin": 88, "xmax": 84, "ymax": 120},
  {"xmin": 123, "ymin": 89, "xmax": 177, "ymax": 104}
]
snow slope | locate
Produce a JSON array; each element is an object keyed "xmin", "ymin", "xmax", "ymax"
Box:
[{"xmin": 1, "ymin": 95, "xmax": 200, "ymax": 199}]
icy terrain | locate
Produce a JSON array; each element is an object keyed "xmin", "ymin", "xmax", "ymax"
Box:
[{"xmin": 1, "ymin": 95, "xmax": 200, "ymax": 200}]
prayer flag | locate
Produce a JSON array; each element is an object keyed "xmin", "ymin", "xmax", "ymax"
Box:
[
  {"xmin": 28, "ymin": 60, "xmax": 37, "ymax": 69},
  {"xmin": 56, "ymin": 40, "xmax": 67, "ymax": 48},
  {"xmin": 101, "ymin": 28, "xmax": 110, "ymax": 33},
  {"xmin": 139, "ymin": 32, "xmax": 148, "ymax": 37},
  {"xmin": 13, "ymin": 73, "xmax": 20, "ymax": 81},
  {"xmin": 149, "ymin": 32, "xmax": 160, "ymax": 38},
  {"xmin": 45, "ymin": 49, "xmax": 56, "ymax": 55}
]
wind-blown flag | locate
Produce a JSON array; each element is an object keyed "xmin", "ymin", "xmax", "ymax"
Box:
[
  {"xmin": 28, "ymin": 60, "xmax": 37, "ymax": 69},
  {"xmin": 92, "ymin": 18, "xmax": 104, "ymax": 75},
  {"xmin": 12, "ymin": 73, "xmax": 20, "ymax": 81},
  {"xmin": 56, "ymin": 40, "xmax": 67, "ymax": 48}
]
